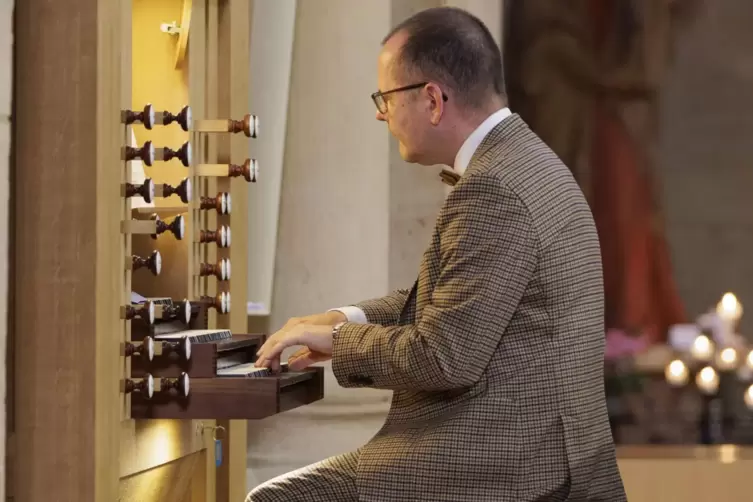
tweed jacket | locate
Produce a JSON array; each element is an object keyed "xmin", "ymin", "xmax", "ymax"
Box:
[{"xmin": 331, "ymin": 114, "xmax": 626, "ymax": 502}]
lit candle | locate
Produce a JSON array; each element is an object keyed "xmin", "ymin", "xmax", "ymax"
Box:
[
  {"xmin": 696, "ymin": 366, "xmax": 719, "ymax": 395},
  {"xmin": 745, "ymin": 385, "xmax": 753, "ymax": 410},
  {"xmin": 690, "ymin": 334, "xmax": 714, "ymax": 361},
  {"xmin": 665, "ymin": 359, "xmax": 689, "ymax": 386},
  {"xmin": 716, "ymin": 347, "xmax": 738, "ymax": 370},
  {"xmin": 717, "ymin": 292, "xmax": 743, "ymax": 323}
]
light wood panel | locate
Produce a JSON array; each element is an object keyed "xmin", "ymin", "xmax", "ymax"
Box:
[
  {"xmin": 13, "ymin": 0, "xmax": 126, "ymax": 499},
  {"xmin": 618, "ymin": 446, "xmax": 753, "ymax": 502},
  {"xmin": 214, "ymin": 1, "xmax": 252, "ymax": 499},
  {"xmin": 119, "ymin": 451, "xmax": 206, "ymax": 502}
]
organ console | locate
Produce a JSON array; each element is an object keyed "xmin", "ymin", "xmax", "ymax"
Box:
[{"xmin": 13, "ymin": 1, "xmax": 324, "ymax": 500}]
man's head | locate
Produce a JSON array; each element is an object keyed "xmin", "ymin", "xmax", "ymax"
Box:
[{"xmin": 374, "ymin": 7, "xmax": 506, "ymax": 166}]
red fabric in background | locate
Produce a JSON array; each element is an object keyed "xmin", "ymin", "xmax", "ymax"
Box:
[{"xmin": 587, "ymin": 0, "xmax": 686, "ymax": 343}]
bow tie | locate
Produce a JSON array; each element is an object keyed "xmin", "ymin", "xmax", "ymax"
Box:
[{"xmin": 439, "ymin": 169, "xmax": 460, "ymax": 187}]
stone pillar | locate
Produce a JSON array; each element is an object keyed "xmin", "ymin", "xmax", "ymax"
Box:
[
  {"xmin": 246, "ymin": 0, "xmax": 393, "ymax": 489},
  {"xmin": 0, "ymin": 1, "xmax": 12, "ymax": 499}
]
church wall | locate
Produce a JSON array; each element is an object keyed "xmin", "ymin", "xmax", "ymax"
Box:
[{"xmin": 658, "ymin": 0, "xmax": 753, "ymax": 334}]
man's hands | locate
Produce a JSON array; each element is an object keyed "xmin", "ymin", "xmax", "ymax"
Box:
[{"xmin": 254, "ymin": 310, "xmax": 346, "ymax": 372}]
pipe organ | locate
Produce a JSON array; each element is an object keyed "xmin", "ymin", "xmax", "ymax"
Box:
[{"xmin": 11, "ymin": 0, "xmax": 323, "ymax": 500}]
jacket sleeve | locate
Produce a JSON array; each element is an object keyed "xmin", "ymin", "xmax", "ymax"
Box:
[
  {"xmin": 350, "ymin": 288, "xmax": 412, "ymax": 326},
  {"xmin": 331, "ymin": 175, "xmax": 538, "ymax": 391}
]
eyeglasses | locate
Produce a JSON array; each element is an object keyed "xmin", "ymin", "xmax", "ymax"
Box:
[{"xmin": 370, "ymin": 82, "xmax": 448, "ymax": 114}]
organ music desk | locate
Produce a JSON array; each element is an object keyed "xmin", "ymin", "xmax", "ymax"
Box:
[{"xmin": 10, "ymin": 1, "xmax": 324, "ymax": 501}]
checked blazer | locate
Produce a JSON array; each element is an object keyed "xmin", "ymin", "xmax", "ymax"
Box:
[{"xmin": 329, "ymin": 114, "xmax": 627, "ymax": 501}]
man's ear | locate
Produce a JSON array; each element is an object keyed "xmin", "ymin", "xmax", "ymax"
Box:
[{"xmin": 425, "ymin": 83, "xmax": 445, "ymax": 126}]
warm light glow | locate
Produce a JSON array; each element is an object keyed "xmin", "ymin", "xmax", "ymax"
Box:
[
  {"xmin": 696, "ymin": 366, "xmax": 719, "ymax": 394},
  {"xmin": 745, "ymin": 385, "xmax": 753, "ymax": 410},
  {"xmin": 747, "ymin": 350, "xmax": 753, "ymax": 369},
  {"xmin": 720, "ymin": 444, "xmax": 738, "ymax": 464},
  {"xmin": 716, "ymin": 347, "xmax": 738, "ymax": 370},
  {"xmin": 690, "ymin": 335, "xmax": 714, "ymax": 361},
  {"xmin": 717, "ymin": 292, "xmax": 743, "ymax": 321},
  {"xmin": 665, "ymin": 359, "xmax": 689, "ymax": 386}
]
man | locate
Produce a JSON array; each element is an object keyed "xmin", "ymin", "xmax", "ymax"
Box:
[{"xmin": 249, "ymin": 6, "xmax": 626, "ymax": 502}]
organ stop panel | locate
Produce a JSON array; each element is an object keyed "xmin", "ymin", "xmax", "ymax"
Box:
[{"xmin": 11, "ymin": 0, "xmax": 324, "ymax": 501}]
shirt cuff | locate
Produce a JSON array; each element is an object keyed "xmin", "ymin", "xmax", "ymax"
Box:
[{"xmin": 327, "ymin": 306, "xmax": 368, "ymax": 324}]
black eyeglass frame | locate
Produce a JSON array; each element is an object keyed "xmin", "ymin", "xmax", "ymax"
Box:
[{"xmin": 371, "ymin": 82, "xmax": 448, "ymax": 114}]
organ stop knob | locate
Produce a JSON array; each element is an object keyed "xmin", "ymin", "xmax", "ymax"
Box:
[
  {"xmin": 200, "ymin": 258, "xmax": 231, "ymax": 280},
  {"xmin": 194, "ymin": 113, "xmax": 258, "ymax": 138},
  {"xmin": 160, "ymin": 336, "xmax": 192, "ymax": 361},
  {"xmin": 123, "ymin": 179, "xmax": 155, "ymax": 203},
  {"xmin": 161, "ymin": 178, "xmax": 192, "ymax": 204},
  {"xmin": 159, "ymin": 299, "xmax": 191, "ymax": 325},
  {"xmin": 229, "ymin": 114, "xmax": 259, "ymax": 138},
  {"xmin": 123, "ymin": 104, "xmax": 156, "ymax": 129},
  {"xmin": 158, "ymin": 105, "xmax": 192, "ymax": 131},
  {"xmin": 130, "ymin": 250, "xmax": 162, "ymax": 276},
  {"xmin": 151, "ymin": 214, "xmax": 185, "ymax": 240},
  {"xmin": 157, "ymin": 141, "xmax": 191, "ymax": 167},
  {"xmin": 121, "ymin": 301, "xmax": 155, "ymax": 325},
  {"xmin": 201, "ymin": 292, "xmax": 230, "ymax": 314},
  {"xmin": 229, "ymin": 159, "xmax": 258, "ymax": 182},
  {"xmin": 123, "ymin": 336, "xmax": 155, "ymax": 361},
  {"xmin": 160, "ymin": 373, "xmax": 190, "ymax": 398},
  {"xmin": 198, "ymin": 226, "xmax": 230, "ymax": 248},
  {"xmin": 200, "ymin": 192, "xmax": 230, "ymax": 214},
  {"xmin": 124, "ymin": 141, "xmax": 155, "ymax": 166},
  {"xmin": 122, "ymin": 374, "xmax": 155, "ymax": 399}
]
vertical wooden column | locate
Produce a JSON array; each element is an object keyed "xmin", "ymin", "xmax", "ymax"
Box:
[
  {"xmin": 188, "ymin": 1, "xmax": 219, "ymax": 499},
  {"xmin": 13, "ymin": 0, "xmax": 126, "ymax": 500},
  {"xmin": 215, "ymin": 1, "xmax": 251, "ymax": 500}
]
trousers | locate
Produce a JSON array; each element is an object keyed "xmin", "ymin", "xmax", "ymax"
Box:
[{"xmin": 245, "ymin": 450, "xmax": 360, "ymax": 502}]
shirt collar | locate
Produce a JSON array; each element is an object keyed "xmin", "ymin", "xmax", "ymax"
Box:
[{"xmin": 452, "ymin": 107, "xmax": 512, "ymax": 174}]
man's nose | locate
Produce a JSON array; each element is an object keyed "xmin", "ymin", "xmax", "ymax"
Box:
[{"xmin": 376, "ymin": 110, "xmax": 386, "ymax": 122}]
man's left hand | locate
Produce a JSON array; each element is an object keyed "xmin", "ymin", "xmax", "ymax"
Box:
[{"xmin": 255, "ymin": 323, "xmax": 335, "ymax": 372}]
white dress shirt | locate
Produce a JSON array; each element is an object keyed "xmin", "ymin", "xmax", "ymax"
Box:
[{"xmin": 330, "ymin": 107, "xmax": 512, "ymax": 324}]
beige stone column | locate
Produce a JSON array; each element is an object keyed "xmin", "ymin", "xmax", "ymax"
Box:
[
  {"xmin": 246, "ymin": 0, "xmax": 393, "ymax": 489},
  {"xmin": 0, "ymin": 1, "xmax": 12, "ymax": 499}
]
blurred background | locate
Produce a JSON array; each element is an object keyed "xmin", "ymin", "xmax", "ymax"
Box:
[{"xmin": 227, "ymin": 0, "xmax": 753, "ymax": 497}]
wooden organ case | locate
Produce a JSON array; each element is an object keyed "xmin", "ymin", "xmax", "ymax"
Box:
[{"xmin": 10, "ymin": 1, "xmax": 324, "ymax": 501}]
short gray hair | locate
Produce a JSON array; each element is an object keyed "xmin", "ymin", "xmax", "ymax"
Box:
[{"xmin": 383, "ymin": 7, "xmax": 505, "ymax": 108}]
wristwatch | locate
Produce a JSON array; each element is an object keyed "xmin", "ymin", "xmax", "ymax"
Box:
[{"xmin": 332, "ymin": 321, "xmax": 346, "ymax": 340}]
